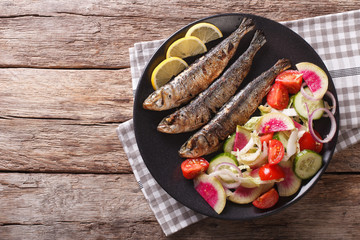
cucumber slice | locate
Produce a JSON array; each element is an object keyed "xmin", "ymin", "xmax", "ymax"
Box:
[
  {"xmin": 293, "ymin": 88, "xmax": 324, "ymax": 120},
  {"xmin": 294, "ymin": 150, "xmax": 322, "ymax": 179},
  {"xmin": 273, "ymin": 132, "xmax": 288, "ymax": 151},
  {"xmin": 207, "ymin": 153, "xmax": 238, "ymax": 174},
  {"xmin": 223, "ymin": 133, "xmax": 235, "ymax": 153}
]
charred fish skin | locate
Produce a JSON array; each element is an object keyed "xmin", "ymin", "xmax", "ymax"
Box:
[
  {"xmin": 179, "ymin": 59, "xmax": 292, "ymax": 158},
  {"xmin": 143, "ymin": 18, "xmax": 255, "ymax": 111},
  {"xmin": 157, "ymin": 30, "xmax": 267, "ymax": 134}
]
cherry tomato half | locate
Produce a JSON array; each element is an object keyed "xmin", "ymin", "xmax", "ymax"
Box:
[
  {"xmin": 252, "ymin": 188, "xmax": 279, "ymax": 209},
  {"xmin": 260, "ymin": 132, "xmax": 274, "ymax": 146},
  {"xmin": 299, "ymin": 131, "xmax": 323, "ymax": 153},
  {"xmin": 275, "ymin": 70, "xmax": 303, "ymax": 94},
  {"xmin": 181, "ymin": 158, "xmax": 209, "ymax": 179},
  {"xmin": 266, "ymin": 82, "xmax": 289, "ymax": 110},
  {"xmin": 259, "ymin": 163, "xmax": 285, "ymax": 181},
  {"xmin": 268, "ymin": 139, "xmax": 285, "ymax": 165}
]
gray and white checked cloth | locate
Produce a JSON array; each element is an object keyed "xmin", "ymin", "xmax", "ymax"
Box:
[{"xmin": 117, "ymin": 9, "xmax": 360, "ymax": 236}]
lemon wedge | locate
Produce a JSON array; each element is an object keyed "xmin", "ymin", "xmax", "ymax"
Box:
[
  {"xmin": 151, "ymin": 57, "xmax": 188, "ymax": 90},
  {"xmin": 166, "ymin": 36, "xmax": 207, "ymax": 59},
  {"xmin": 185, "ymin": 22, "xmax": 223, "ymax": 43}
]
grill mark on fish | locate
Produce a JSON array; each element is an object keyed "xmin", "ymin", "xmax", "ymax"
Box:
[
  {"xmin": 157, "ymin": 30, "xmax": 267, "ymax": 134},
  {"xmin": 178, "ymin": 58, "xmax": 292, "ymax": 158},
  {"xmin": 227, "ymin": 42, "xmax": 234, "ymax": 53},
  {"xmin": 143, "ymin": 18, "xmax": 255, "ymax": 111}
]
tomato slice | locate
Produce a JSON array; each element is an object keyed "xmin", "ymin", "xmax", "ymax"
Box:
[
  {"xmin": 181, "ymin": 158, "xmax": 209, "ymax": 179},
  {"xmin": 299, "ymin": 131, "xmax": 323, "ymax": 153},
  {"xmin": 252, "ymin": 188, "xmax": 279, "ymax": 209},
  {"xmin": 260, "ymin": 132, "xmax": 274, "ymax": 146},
  {"xmin": 275, "ymin": 70, "xmax": 303, "ymax": 94},
  {"xmin": 314, "ymin": 132, "xmax": 324, "ymax": 153},
  {"xmin": 266, "ymin": 82, "xmax": 289, "ymax": 110},
  {"xmin": 268, "ymin": 139, "xmax": 284, "ymax": 165},
  {"xmin": 259, "ymin": 163, "xmax": 285, "ymax": 181}
]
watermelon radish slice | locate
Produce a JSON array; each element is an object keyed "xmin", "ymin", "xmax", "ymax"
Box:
[
  {"xmin": 239, "ymin": 168, "xmax": 260, "ymax": 188},
  {"xmin": 233, "ymin": 126, "xmax": 251, "ymax": 151},
  {"xmin": 296, "ymin": 62, "xmax": 328, "ymax": 99},
  {"xmin": 228, "ymin": 182, "xmax": 274, "ymax": 204},
  {"xmin": 277, "ymin": 160, "xmax": 302, "ymax": 197},
  {"xmin": 256, "ymin": 112, "xmax": 295, "ymax": 134},
  {"xmin": 194, "ymin": 173, "xmax": 226, "ymax": 214},
  {"xmin": 228, "ymin": 185, "xmax": 263, "ymax": 204}
]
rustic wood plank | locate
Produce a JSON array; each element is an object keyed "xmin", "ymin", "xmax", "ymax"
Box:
[
  {"xmin": 1, "ymin": 1, "xmax": 360, "ymax": 68},
  {"xmin": 0, "ymin": 68, "xmax": 132, "ymax": 123},
  {"xmin": 329, "ymin": 143, "xmax": 360, "ymax": 172},
  {"xmin": 0, "ymin": 116, "xmax": 359, "ymax": 173},
  {"xmin": 0, "ymin": 119, "xmax": 130, "ymax": 173},
  {"xmin": 0, "ymin": 173, "xmax": 359, "ymax": 239}
]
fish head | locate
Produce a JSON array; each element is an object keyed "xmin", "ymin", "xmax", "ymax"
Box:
[
  {"xmin": 179, "ymin": 134, "xmax": 208, "ymax": 158},
  {"xmin": 143, "ymin": 90, "xmax": 164, "ymax": 110}
]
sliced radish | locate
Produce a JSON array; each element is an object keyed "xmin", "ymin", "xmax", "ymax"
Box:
[
  {"xmin": 296, "ymin": 62, "xmax": 328, "ymax": 99},
  {"xmin": 194, "ymin": 173, "xmax": 227, "ymax": 214},
  {"xmin": 233, "ymin": 126, "xmax": 251, "ymax": 151},
  {"xmin": 239, "ymin": 168, "xmax": 261, "ymax": 188},
  {"xmin": 228, "ymin": 182, "xmax": 274, "ymax": 204},
  {"xmin": 255, "ymin": 112, "xmax": 295, "ymax": 134},
  {"xmin": 277, "ymin": 160, "xmax": 302, "ymax": 197},
  {"xmin": 261, "ymin": 182, "xmax": 275, "ymax": 195},
  {"xmin": 228, "ymin": 185, "xmax": 264, "ymax": 204}
]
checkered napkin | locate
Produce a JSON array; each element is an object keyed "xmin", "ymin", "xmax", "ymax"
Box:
[{"xmin": 117, "ymin": 9, "xmax": 360, "ymax": 236}]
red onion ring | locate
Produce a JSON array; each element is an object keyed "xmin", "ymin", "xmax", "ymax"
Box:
[
  {"xmin": 219, "ymin": 178, "xmax": 242, "ymax": 189},
  {"xmin": 300, "ymin": 82, "xmax": 323, "ymax": 101},
  {"xmin": 308, "ymin": 107, "xmax": 337, "ymax": 143},
  {"xmin": 324, "ymin": 91, "xmax": 337, "ymax": 116},
  {"xmin": 214, "ymin": 162, "xmax": 242, "ymax": 175}
]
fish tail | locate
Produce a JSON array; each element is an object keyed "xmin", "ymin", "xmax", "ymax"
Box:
[
  {"xmin": 250, "ymin": 30, "xmax": 267, "ymax": 47},
  {"xmin": 239, "ymin": 17, "xmax": 255, "ymax": 31},
  {"xmin": 273, "ymin": 58, "xmax": 292, "ymax": 73},
  {"xmin": 230, "ymin": 18, "xmax": 255, "ymax": 44}
]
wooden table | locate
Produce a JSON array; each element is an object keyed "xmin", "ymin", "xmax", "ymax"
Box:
[{"xmin": 1, "ymin": 1, "xmax": 359, "ymax": 239}]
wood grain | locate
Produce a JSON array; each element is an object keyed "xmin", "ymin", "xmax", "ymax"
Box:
[
  {"xmin": 0, "ymin": 119, "xmax": 130, "ymax": 173},
  {"xmin": 1, "ymin": 1, "xmax": 360, "ymax": 68},
  {"xmin": 0, "ymin": 117, "xmax": 359, "ymax": 173},
  {"xmin": 1, "ymin": 0, "xmax": 360, "ymax": 239},
  {"xmin": 0, "ymin": 114, "xmax": 360, "ymax": 173},
  {"xmin": 0, "ymin": 173, "xmax": 359, "ymax": 239},
  {"xmin": 0, "ymin": 68, "xmax": 133, "ymax": 123}
]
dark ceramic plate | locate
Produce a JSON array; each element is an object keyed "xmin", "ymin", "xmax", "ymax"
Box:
[{"xmin": 133, "ymin": 13, "xmax": 339, "ymax": 220}]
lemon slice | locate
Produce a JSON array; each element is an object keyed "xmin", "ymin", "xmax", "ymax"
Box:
[
  {"xmin": 185, "ymin": 22, "xmax": 223, "ymax": 43},
  {"xmin": 151, "ymin": 57, "xmax": 188, "ymax": 90},
  {"xmin": 166, "ymin": 36, "xmax": 207, "ymax": 59}
]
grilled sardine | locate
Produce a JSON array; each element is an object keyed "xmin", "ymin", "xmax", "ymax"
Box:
[
  {"xmin": 157, "ymin": 30, "xmax": 266, "ymax": 134},
  {"xmin": 143, "ymin": 18, "xmax": 255, "ymax": 111},
  {"xmin": 179, "ymin": 59, "xmax": 292, "ymax": 158}
]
